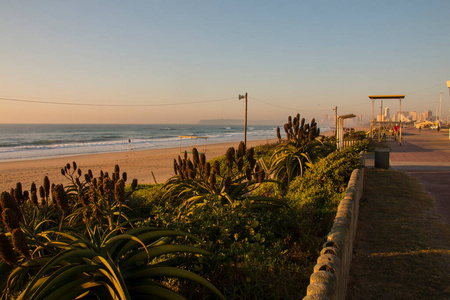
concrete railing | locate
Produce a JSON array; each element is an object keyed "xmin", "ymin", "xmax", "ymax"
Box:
[{"xmin": 303, "ymin": 151, "xmax": 365, "ymax": 300}]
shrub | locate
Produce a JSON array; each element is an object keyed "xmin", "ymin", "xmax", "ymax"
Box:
[
  {"xmin": 126, "ymin": 183, "xmax": 165, "ymax": 217},
  {"xmin": 345, "ymin": 130, "xmax": 367, "ymax": 140},
  {"xmin": 270, "ymin": 114, "xmax": 335, "ymax": 188},
  {"xmin": 287, "ymin": 140, "xmax": 367, "ymax": 210},
  {"xmin": 147, "ymin": 193, "xmax": 319, "ymax": 299}
]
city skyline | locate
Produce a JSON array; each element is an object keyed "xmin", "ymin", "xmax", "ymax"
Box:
[{"xmin": 1, "ymin": 1, "xmax": 449, "ymax": 124}]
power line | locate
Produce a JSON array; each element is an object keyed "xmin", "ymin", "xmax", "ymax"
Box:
[
  {"xmin": 250, "ymin": 97, "xmax": 292, "ymax": 111},
  {"xmin": 250, "ymin": 96, "xmax": 340, "ymax": 112},
  {"xmin": 0, "ymin": 96, "xmax": 235, "ymax": 107},
  {"xmin": 407, "ymin": 82, "xmax": 445, "ymax": 95}
]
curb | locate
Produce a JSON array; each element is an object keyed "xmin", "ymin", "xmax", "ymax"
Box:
[{"xmin": 303, "ymin": 151, "xmax": 365, "ymax": 300}]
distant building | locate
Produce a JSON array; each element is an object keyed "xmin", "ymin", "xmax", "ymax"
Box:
[
  {"xmin": 400, "ymin": 114, "xmax": 410, "ymax": 122},
  {"xmin": 357, "ymin": 114, "xmax": 362, "ymax": 123},
  {"xmin": 418, "ymin": 112, "xmax": 427, "ymax": 122},
  {"xmin": 393, "ymin": 111, "xmax": 410, "ymax": 122},
  {"xmin": 410, "ymin": 111, "xmax": 417, "ymax": 122},
  {"xmin": 384, "ymin": 107, "xmax": 390, "ymax": 120}
]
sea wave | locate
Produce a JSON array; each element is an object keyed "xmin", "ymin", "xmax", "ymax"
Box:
[
  {"xmin": 0, "ymin": 139, "xmax": 129, "ymax": 153},
  {"xmin": 0, "ymin": 124, "xmax": 279, "ymax": 161}
]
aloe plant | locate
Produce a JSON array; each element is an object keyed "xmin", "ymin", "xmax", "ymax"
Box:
[
  {"xmin": 0, "ymin": 163, "xmax": 225, "ymax": 300},
  {"xmin": 270, "ymin": 114, "xmax": 334, "ymax": 187},
  {"xmin": 164, "ymin": 143, "xmax": 286, "ymax": 214},
  {"xmin": 4, "ymin": 224, "xmax": 224, "ymax": 300}
]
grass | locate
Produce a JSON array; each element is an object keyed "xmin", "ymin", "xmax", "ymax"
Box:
[{"xmin": 346, "ymin": 168, "xmax": 450, "ymax": 300}]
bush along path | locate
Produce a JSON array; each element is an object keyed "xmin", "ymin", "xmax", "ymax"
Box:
[
  {"xmin": 155, "ymin": 139, "xmax": 368, "ymax": 299},
  {"xmin": 346, "ymin": 168, "xmax": 450, "ymax": 300}
]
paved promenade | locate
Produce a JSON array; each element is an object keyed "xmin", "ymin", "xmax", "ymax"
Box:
[
  {"xmin": 347, "ymin": 128, "xmax": 450, "ymax": 299},
  {"xmin": 387, "ymin": 128, "xmax": 450, "ymax": 223}
]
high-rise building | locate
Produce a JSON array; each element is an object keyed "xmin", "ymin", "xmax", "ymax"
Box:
[
  {"xmin": 393, "ymin": 111, "xmax": 410, "ymax": 122},
  {"xmin": 410, "ymin": 111, "xmax": 417, "ymax": 122},
  {"xmin": 418, "ymin": 112, "xmax": 427, "ymax": 122},
  {"xmin": 384, "ymin": 107, "xmax": 390, "ymax": 120}
]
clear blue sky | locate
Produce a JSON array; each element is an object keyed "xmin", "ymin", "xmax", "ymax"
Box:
[{"xmin": 1, "ymin": 1, "xmax": 449, "ymax": 124}]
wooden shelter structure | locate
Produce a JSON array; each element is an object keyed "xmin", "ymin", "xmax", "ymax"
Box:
[{"xmin": 369, "ymin": 95, "xmax": 405, "ymax": 145}]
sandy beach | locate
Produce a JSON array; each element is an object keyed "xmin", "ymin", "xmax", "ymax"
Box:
[
  {"xmin": 0, "ymin": 139, "xmax": 277, "ymax": 192},
  {"xmin": 0, "ymin": 124, "xmax": 366, "ymax": 192}
]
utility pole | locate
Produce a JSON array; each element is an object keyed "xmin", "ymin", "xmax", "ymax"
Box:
[
  {"xmin": 333, "ymin": 106, "xmax": 337, "ymax": 142},
  {"xmin": 439, "ymin": 91, "xmax": 443, "ymax": 123},
  {"xmin": 239, "ymin": 93, "xmax": 248, "ymax": 147}
]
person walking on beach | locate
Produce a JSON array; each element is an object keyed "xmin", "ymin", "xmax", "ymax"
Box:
[{"xmin": 419, "ymin": 126, "xmax": 422, "ymax": 133}]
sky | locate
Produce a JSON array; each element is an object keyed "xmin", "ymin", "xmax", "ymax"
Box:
[{"xmin": 1, "ymin": 0, "xmax": 449, "ymax": 124}]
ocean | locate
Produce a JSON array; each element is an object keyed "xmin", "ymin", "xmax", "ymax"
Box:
[{"xmin": 0, "ymin": 124, "xmax": 282, "ymax": 162}]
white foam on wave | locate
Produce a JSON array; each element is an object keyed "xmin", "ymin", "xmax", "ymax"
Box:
[{"xmin": 0, "ymin": 125, "xmax": 277, "ymax": 162}]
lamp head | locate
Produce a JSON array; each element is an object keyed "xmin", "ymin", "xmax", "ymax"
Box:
[{"xmin": 238, "ymin": 95, "xmax": 245, "ymax": 100}]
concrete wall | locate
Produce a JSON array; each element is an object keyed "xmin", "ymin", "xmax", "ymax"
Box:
[{"xmin": 303, "ymin": 151, "xmax": 365, "ymax": 300}]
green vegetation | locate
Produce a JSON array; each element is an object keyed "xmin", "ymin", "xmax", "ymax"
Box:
[
  {"xmin": 0, "ymin": 164, "xmax": 225, "ymax": 300},
  {"xmin": 271, "ymin": 114, "xmax": 335, "ymax": 188},
  {"xmin": 0, "ymin": 114, "xmax": 368, "ymax": 299}
]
